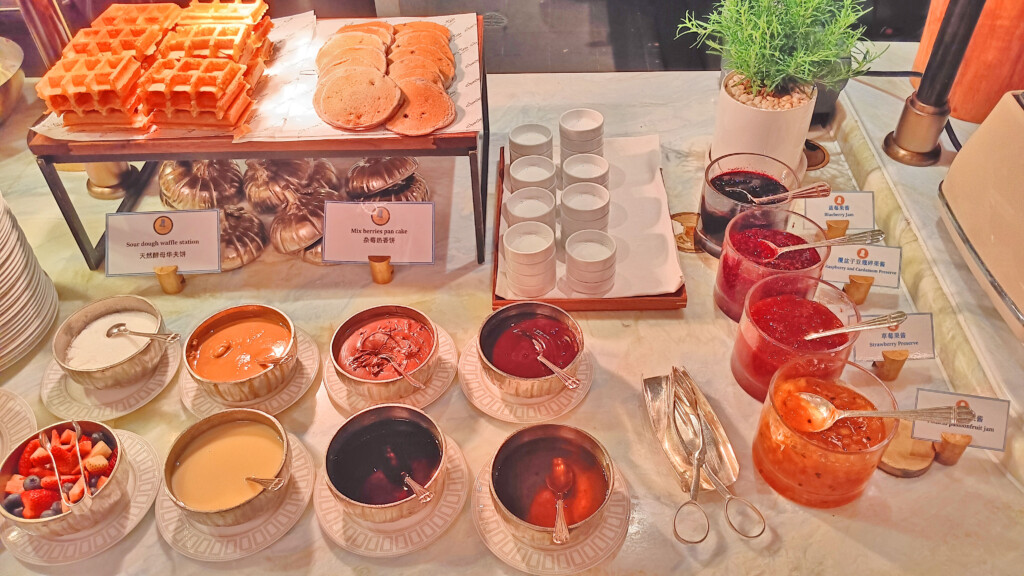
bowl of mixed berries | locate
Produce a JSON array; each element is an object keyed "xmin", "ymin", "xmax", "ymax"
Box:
[{"xmin": 0, "ymin": 420, "xmax": 127, "ymax": 536}]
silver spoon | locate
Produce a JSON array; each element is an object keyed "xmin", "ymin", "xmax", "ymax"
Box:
[
  {"xmin": 804, "ymin": 311, "xmax": 908, "ymax": 341},
  {"xmin": 105, "ymin": 322, "xmax": 181, "ymax": 343},
  {"xmin": 378, "ymin": 353, "xmax": 426, "ymax": 389},
  {"xmin": 546, "ymin": 457, "xmax": 575, "ymax": 545},
  {"xmin": 403, "ymin": 472, "xmax": 434, "ymax": 503},
  {"xmin": 755, "ymin": 229, "xmax": 885, "ymax": 263},
  {"xmin": 729, "ymin": 181, "xmax": 831, "ymax": 205},
  {"xmin": 514, "ymin": 329, "xmax": 580, "ymax": 390},
  {"xmin": 245, "ymin": 476, "xmax": 286, "ymax": 491},
  {"xmin": 794, "ymin": 392, "xmax": 977, "ymax": 433}
]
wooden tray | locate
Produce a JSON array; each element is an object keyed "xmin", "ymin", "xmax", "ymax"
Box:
[{"xmin": 490, "ymin": 148, "xmax": 687, "ymax": 311}]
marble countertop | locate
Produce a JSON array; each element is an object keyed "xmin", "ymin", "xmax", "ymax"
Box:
[{"xmin": 1, "ymin": 48, "xmax": 1022, "ymax": 574}]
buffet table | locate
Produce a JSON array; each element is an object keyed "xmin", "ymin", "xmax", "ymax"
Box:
[{"xmin": 1, "ymin": 59, "xmax": 1023, "ymax": 574}]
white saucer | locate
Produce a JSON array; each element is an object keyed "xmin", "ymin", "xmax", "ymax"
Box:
[
  {"xmin": 314, "ymin": 434, "xmax": 469, "ymax": 558},
  {"xmin": 0, "ymin": 389, "xmax": 36, "ymax": 458},
  {"xmin": 458, "ymin": 340, "xmax": 593, "ymax": 423},
  {"xmin": 155, "ymin": 432, "xmax": 314, "ymax": 562},
  {"xmin": 472, "ymin": 463, "xmax": 631, "ymax": 576},
  {"xmin": 40, "ymin": 342, "xmax": 182, "ymax": 422},
  {"xmin": 0, "ymin": 430, "xmax": 161, "ymax": 566},
  {"xmin": 179, "ymin": 329, "xmax": 321, "ymax": 418},
  {"xmin": 323, "ymin": 327, "xmax": 459, "ymax": 416}
]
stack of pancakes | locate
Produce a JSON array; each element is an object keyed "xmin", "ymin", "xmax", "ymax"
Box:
[
  {"xmin": 36, "ymin": 0, "xmax": 271, "ymax": 131},
  {"xmin": 313, "ymin": 20, "xmax": 458, "ymax": 136}
]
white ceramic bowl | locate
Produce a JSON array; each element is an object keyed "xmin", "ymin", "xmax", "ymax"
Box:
[
  {"xmin": 560, "ymin": 182, "xmax": 610, "ymax": 222},
  {"xmin": 510, "ymin": 148, "xmax": 553, "ymax": 164},
  {"xmin": 560, "ymin": 133, "xmax": 603, "ymax": 153},
  {"xmin": 560, "ymin": 213, "xmax": 609, "ymax": 243},
  {"xmin": 560, "ymin": 147, "xmax": 605, "ymax": 166},
  {"xmin": 506, "ymin": 187, "xmax": 556, "ymax": 229},
  {"xmin": 510, "ymin": 156, "xmax": 557, "ymax": 191},
  {"xmin": 559, "ymin": 108, "xmax": 604, "ymax": 141},
  {"xmin": 565, "ymin": 229, "xmax": 617, "ymax": 273},
  {"xmin": 566, "ymin": 274, "xmax": 615, "ymax": 295},
  {"xmin": 507, "ymin": 274, "xmax": 556, "ymax": 298},
  {"xmin": 506, "ymin": 250, "xmax": 555, "ymax": 277},
  {"xmin": 507, "ymin": 265, "xmax": 557, "ymax": 289},
  {"xmin": 510, "ymin": 124, "xmax": 553, "ymax": 156},
  {"xmin": 567, "ymin": 264, "xmax": 615, "ymax": 284},
  {"xmin": 503, "ymin": 221, "xmax": 555, "ymax": 264},
  {"xmin": 562, "ymin": 154, "xmax": 609, "ymax": 188}
]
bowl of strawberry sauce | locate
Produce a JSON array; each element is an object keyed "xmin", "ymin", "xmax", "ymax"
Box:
[
  {"xmin": 730, "ymin": 275, "xmax": 859, "ymax": 402},
  {"xmin": 477, "ymin": 302, "xmax": 584, "ymax": 398},
  {"xmin": 714, "ymin": 209, "xmax": 829, "ymax": 322},
  {"xmin": 752, "ymin": 355, "xmax": 897, "ymax": 508}
]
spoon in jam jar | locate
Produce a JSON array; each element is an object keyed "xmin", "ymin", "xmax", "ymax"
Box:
[
  {"xmin": 105, "ymin": 322, "xmax": 181, "ymax": 343},
  {"xmin": 380, "ymin": 446, "xmax": 434, "ymax": 503},
  {"xmin": 793, "ymin": 392, "xmax": 977, "ymax": 433},
  {"xmin": 546, "ymin": 457, "xmax": 575, "ymax": 545},
  {"xmin": 514, "ymin": 329, "xmax": 580, "ymax": 390},
  {"xmin": 730, "ymin": 181, "xmax": 832, "ymax": 205},
  {"xmin": 803, "ymin": 311, "xmax": 908, "ymax": 341},
  {"xmin": 754, "ymin": 229, "xmax": 885, "ymax": 264}
]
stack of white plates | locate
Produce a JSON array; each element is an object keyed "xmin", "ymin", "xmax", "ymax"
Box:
[{"xmin": 0, "ymin": 191, "xmax": 59, "ymax": 372}]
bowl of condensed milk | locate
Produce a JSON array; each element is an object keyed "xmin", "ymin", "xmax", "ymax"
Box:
[
  {"xmin": 163, "ymin": 409, "xmax": 290, "ymax": 527},
  {"xmin": 53, "ymin": 295, "xmax": 168, "ymax": 389},
  {"xmin": 184, "ymin": 304, "xmax": 299, "ymax": 404}
]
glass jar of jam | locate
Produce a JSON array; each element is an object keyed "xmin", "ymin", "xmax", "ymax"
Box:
[
  {"xmin": 695, "ymin": 153, "xmax": 799, "ymax": 258},
  {"xmin": 730, "ymin": 275, "xmax": 859, "ymax": 402},
  {"xmin": 714, "ymin": 209, "xmax": 829, "ymax": 322},
  {"xmin": 752, "ymin": 355, "xmax": 897, "ymax": 508}
]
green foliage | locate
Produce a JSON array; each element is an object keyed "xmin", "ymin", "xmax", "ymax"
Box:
[{"xmin": 676, "ymin": 0, "xmax": 881, "ymax": 96}]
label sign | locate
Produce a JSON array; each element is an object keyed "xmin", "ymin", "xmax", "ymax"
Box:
[
  {"xmin": 322, "ymin": 201, "xmax": 434, "ymax": 264},
  {"xmin": 106, "ymin": 210, "xmax": 220, "ymax": 276},
  {"xmin": 912, "ymin": 389, "xmax": 1010, "ymax": 451},
  {"xmin": 804, "ymin": 191, "xmax": 875, "ymax": 230},
  {"xmin": 822, "ymin": 244, "xmax": 902, "ymax": 288},
  {"xmin": 852, "ymin": 313, "xmax": 935, "ymax": 362}
]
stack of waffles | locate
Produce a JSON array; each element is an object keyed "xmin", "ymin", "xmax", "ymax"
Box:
[
  {"xmin": 35, "ymin": 0, "xmax": 271, "ymax": 131},
  {"xmin": 313, "ymin": 20, "xmax": 457, "ymax": 136}
]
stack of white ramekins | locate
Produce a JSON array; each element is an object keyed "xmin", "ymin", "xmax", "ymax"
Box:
[{"xmin": 559, "ymin": 108, "xmax": 604, "ymax": 160}]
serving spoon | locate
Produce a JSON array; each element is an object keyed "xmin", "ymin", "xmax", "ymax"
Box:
[
  {"xmin": 730, "ymin": 181, "xmax": 831, "ymax": 205},
  {"xmin": 804, "ymin": 311, "xmax": 908, "ymax": 341},
  {"xmin": 514, "ymin": 329, "xmax": 580, "ymax": 389},
  {"xmin": 793, "ymin": 392, "xmax": 977, "ymax": 433},
  {"xmin": 754, "ymin": 229, "xmax": 885, "ymax": 263},
  {"xmin": 245, "ymin": 476, "xmax": 286, "ymax": 491},
  {"xmin": 546, "ymin": 457, "xmax": 575, "ymax": 545},
  {"xmin": 105, "ymin": 322, "xmax": 181, "ymax": 343},
  {"xmin": 378, "ymin": 354, "xmax": 426, "ymax": 389}
]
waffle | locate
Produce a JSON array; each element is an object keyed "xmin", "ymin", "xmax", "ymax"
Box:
[
  {"xmin": 159, "ymin": 17, "xmax": 271, "ymax": 62},
  {"xmin": 177, "ymin": 0, "xmax": 269, "ymax": 26},
  {"xmin": 36, "ymin": 55, "xmax": 143, "ymax": 115},
  {"xmin": 149, "ymin": 93, "xmax": 252, "ymax": 128},
  {"xmin": 62, "ymin": 26, "xmax": 164, "ymax": 61},
  {"xmin": 139, "ymin": 58, "xmax": 248, "ymax": 120},
  {"xmin": 91, "ymin": 3, "xmax": 182, "ymax": 30},
  {"xmin": 61, "ymin": 110, "xmax": 149, "ymax": 130}
]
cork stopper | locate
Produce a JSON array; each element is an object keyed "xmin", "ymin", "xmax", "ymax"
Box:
[
  {"xmin": 368, "ymin": 256, "xmax": 394, "ymax": 284},
  {"xmin": 843, "ymin": 274, "xmax": 874, "ymax": 305},
  {"xmin": 933, "ymin": 432, "xmax": 972, "ymax": 466},
  {"xmin": 154, "ymin": 265, "xmax": 185, "ymax": 294},
  {"xmin": 872, "ymin": 349, "xmax": 910, "ymax": 381},
  {"xmin": 825, "ymin": 219, "xmax": 850, "ymax": 240}
]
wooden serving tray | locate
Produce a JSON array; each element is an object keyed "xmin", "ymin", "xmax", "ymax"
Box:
[{"xmin": 490, "ymin": 148, "xmax": 687, "ymax": 311}]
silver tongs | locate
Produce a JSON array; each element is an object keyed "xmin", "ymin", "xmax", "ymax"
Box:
[{"xmin": 643, "ymin": 366, "xmax": 766, "ymax": 543}]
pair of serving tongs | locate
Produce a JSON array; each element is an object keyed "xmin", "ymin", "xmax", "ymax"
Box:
[
  {"xmin": 37, "ymin": 421, "xmax": 95, "ymax": 515},
  {"xmin": 642, "ymin": 366, "xmax": 765, "ymax": 544}
]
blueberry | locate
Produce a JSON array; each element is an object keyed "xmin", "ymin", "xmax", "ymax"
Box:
[
  {"xmin": 40, "ymin": 509, "xmax": 56, "ymax": 519},
  {"xmin": 22, "ymin": 475, "xmax": 41, "ymax": 491},
  {"xmin": 50, "ymin": 500, "xmax": 62, "ymax": 513},
  {"xmin": 62, "ymin": 482, "xmax": 74, "ymax": 494},
  {"xmin": 89, "ymin": 475, "xmax": 99, "ymax": 489},
  {"xmin": 11, "ymin": 506, "xmax": 23, "ymax": 518},
  {"xmin": 90, "ymin": 432, "xmax": 104, "ymax": 445},
  {"xmin": 3, "ymin": 493, "xmax": 22, "ymax": 512}
]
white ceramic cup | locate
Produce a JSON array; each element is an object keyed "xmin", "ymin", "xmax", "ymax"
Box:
[
  {"xmin": 560, "ymin": 182, "xmax": 610, "ymax": 222},
  {"xmin": 511, "ymin": 148, "xmax": 553, "ymax": 164},
  {"xmin": 559, "ymin": 108, "xmax": 604, "ymax": 141},
  {"xmin": 560, "ymin": 212, "xmax": 609, "ymax": 245},
  {"xmin": 565, "ymin": 229, "xmax": 617, "ymax": 274},
  {"xmin": 562, "ymin": 154, "xmax": 610, "ymax": 188},
  {"xmin": 566, "ymin": 274, "xmax": 615, "ymax": 295},
  {"xmin": 560, "ymin": 133, "xmax": 603, "ymax": 153},
  {"xmin": 506, "ymin": 187, "xmax": 556, "ymax": 230},
  {"xmin": 505, "ymin": 250, "xmax": 555, "ymax": 277},
  {"xmin": 503, "ymin": 221, "xmax": 555, "ymax": 264},
  {"xmin": 567, "ymin": 264, "xmax": 615, "ymax": 284},
  {"xmin": 510, "ymin": 124, "xmax": 554, "ymax": 156},
  {"xmin": 507, "ymin": 265, "xmax": 557, "ymax": 289},
  {"xmin": 510, "ymin": 156, "xmax": 557, "ymax": 191}
]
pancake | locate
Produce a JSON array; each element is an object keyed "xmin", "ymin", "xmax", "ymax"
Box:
[
  {"xmin": 385, "ymin": 77, "xmax": 456, "ymax": 136},
  {"xmin": 314, "ymin": 67, "xmax": 402, "ymax": 131}
]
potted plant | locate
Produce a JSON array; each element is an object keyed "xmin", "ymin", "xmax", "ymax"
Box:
[{"xmin": 677, "ymin": 0, "xmax": 879, "ymax": 176}]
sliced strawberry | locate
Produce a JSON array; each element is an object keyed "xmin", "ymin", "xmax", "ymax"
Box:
[
  {"xmin": 69, "ymin": 477, "xmax": 86, "ymax": 503},
  {"xmin": 30, "ymin": 447, "xmax": 52, "ymax": 467},
  {"xmin": 97, "ymin": 450, "xmax": 117, "ymax": 477},
  {"xmin": 17, "ymin": 440, "xmax": 40, "ymax": 476},
  {"xmin": 78, "ymin": 437, "xmax": 92, "ymax": 458},
  {"xmin": 40, "ymin": 476, "xmax": 60, "ymax": 491},
  {"xmin": 27, "ymin": 466, "xmax": 56, "ymax": 478},
  {"xmin": 59, "ymin": 429, "xmax": 75, "ymax": 446},
  {"xmin": 96, "ymin": 476, "xmax": 109, "ymax": 491},
  {"xmin": 50, "ymin": 446, "xmax": 78, "ymax": 476},
  {"xmin": 91, "ymin": 441, "xmax": 112, "ymax": 459},
  {"xmin": 21, "ymin": 489, "xmax": 61, "ymax": 520},
  {"xmin": 5, "ymin": 474, "xmax": 26, "ymax": 494},
  {"xmin": 50, "ymin": 429, "xmax": 61, "ymax": 449}
]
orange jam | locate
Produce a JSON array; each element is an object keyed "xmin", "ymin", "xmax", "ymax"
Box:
[{"xmin": 189, "ymin": 316, "xmax": 291, "ymax": 382}]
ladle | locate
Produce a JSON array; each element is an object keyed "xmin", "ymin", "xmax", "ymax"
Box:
[
  {"xmin": 105, "ymin": 322, "xmax": 181, "ymax": 343},
  {"xmin": 794, "ymin": 392, "xmax": 977, "ymax": 433}
]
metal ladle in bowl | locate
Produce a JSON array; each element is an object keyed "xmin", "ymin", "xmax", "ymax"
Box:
[
  {"xmin": 793, "ymin": 392, "xmax": 977, "ymax": 433},
  {"xmin": 105, "ymin": 322, "xmax": 181, "ymax": 343}
]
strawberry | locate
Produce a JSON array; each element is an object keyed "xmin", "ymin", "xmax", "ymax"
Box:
[
  {"xmin": 21, "ymin": 489, "xmax": 61, "ymax": 520},
  {"xmin": 50, "ymin": 446, "xmax": 79, "ymax": 476},
  {"xmin": 91, "ymin": 441, "xmax": 112, "ymax": 459},
  {"xmin": 69, "ymin": 478, "xmax": 86, "ymax": 503},
  {"xmin": 30, "ymin": 447, "xmax": 52, "ymax": 467},
  {"xmin": 40, "ymin": 476, "xmax": 60, "ymax": 491},
  {"xmin": 59, "ymin": 429, "xmax": 75, "ymax": 446},
  {"xmin": 78, "ymin": 437, "xmax": 92, "ymax": 458},
  {"xmin": 17, "ymin": 440, "xmax": 40, "ymax": 476},
  {"xmin": 50, "ymin": 429, "xmax": 61, "ymax": 449},
  {"xmin": 96, "ymin": 476, "xmax": 109, "ymax": 491},
  {"xmin": 4, "ymin": 474, "xmax": 26, "ymax": 495},
  {"xmin": 102, "ymin": 450, "xmax": 118, "ymax": 476}
]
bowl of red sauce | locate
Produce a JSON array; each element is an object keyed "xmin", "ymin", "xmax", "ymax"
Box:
[
  {"xmin": 324, "ymin": 404, "xmax": 446, "ymax": 523},
  {"xmin": 730, "ymin": 275, "xmax": 859, "ymax": 402},
  {"xmin": 714, "ymin": 208, "xmax": 829, "ymax": 322},
  {"xmin": 490, "ymin": 424, "xmax": 614, "ymax": 548},
  {"xmin": 477, "ymin": 302, "xmax": 584, "ymax": 398},
  {"xmin": 185, "ymin": 305, "xmax": 298, "ymax": 404},
  {"xmin": 330, "ymin": 305, "xmax": 438, "ymax": 401},
  {"xmin": 752, "ymin": 355, "xmax": 898, "ymax": 508}
]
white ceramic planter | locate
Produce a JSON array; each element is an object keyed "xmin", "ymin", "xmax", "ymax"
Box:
[{"xmin": 710, "ymin": 72, "xmax": 817, "ymax": 177}]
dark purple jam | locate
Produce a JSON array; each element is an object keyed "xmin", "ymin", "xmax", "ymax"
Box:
[{"xmin": 699, "ymin": 170, "xmax": 789, "ymax": 255}]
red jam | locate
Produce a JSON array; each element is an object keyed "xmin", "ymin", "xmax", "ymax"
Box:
[
  {"xmin": 338, "ymin": 316, "xmax": 433, "ymax": 381},
  {"xmin": 731, "ymin": 294, "xmax": 851, "ymax": 401},
  {"xmin": 731, "ymin": 229, "xmax": 820, "ymax": 271},
  {"xmin": 486, "ymin": 315, "xmax": 579, "ymax": 378}
]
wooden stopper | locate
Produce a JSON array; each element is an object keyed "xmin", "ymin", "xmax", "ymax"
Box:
[
  {"xmin": 878, "ymin": 419, "xmax": 935, "ymax": 478},
  {"xmin": 154, "ymin": 265, "xmax": 185, "ymax": 294},
  {"xmin": 933, "ymin": 432, "xmax": 973, "ymax": 466},
  {"xmin": 825, "ymin": 219, "xmax": 850, "ymax": 240},
  {"xmin": 368, "ymin": 256, "xmax": 394, "ymax": 284},
  {"xmin": 872, "ymin": 349, "xmax": 910, "ymax": 381},
  {"xmin": 843, "ymin": 274, "xmax": 874, "ymax": 305}
]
